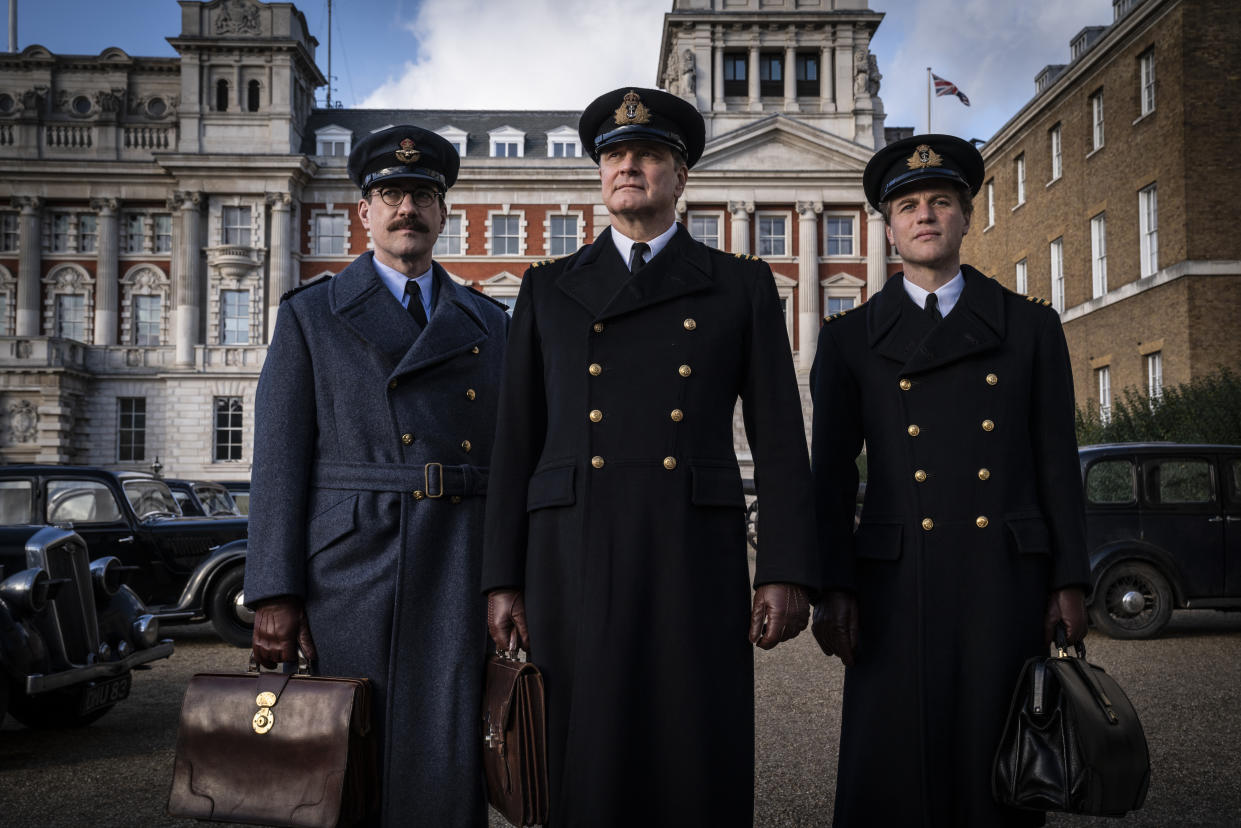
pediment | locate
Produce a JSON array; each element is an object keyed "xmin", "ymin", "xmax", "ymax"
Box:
[{"xmin": 696, "ymin": 116, "xmax": 872, "ymax": 174}]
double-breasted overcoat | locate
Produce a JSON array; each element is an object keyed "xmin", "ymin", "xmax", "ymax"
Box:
[
  {"xmin": 810, "ymin": 266, "xmax": 1090, "ymax": 828},
  {"xmin": 245, "ymin": 252, "xmax": 509, "ymax": 827},
  {"xmin": 481, "ymin": 225, "xmax": 818, "ymax": 827}
]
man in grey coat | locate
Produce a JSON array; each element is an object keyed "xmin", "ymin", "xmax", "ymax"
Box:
[{"xmin": 245, "ymin": 125, "xmax": 509, "ymax": 827}]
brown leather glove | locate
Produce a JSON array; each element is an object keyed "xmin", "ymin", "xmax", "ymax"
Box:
[
  {"xmin": 1045, "ymin": 587, "xmax": 1088, "ymax": 646},
  {"xmin": 748, "ymin": 583, "xmax": 810, "ymax": 650},
  {"xmin": 812, "ymin": 591, "xmax": 859, "ymax": 667},
  {"xmin": 487, "ymin": 589, "xmax": 530, "ymax": 654},
  {"xmin": 251, "ymin": 595, "xmax": 316, "ymax": 668}
]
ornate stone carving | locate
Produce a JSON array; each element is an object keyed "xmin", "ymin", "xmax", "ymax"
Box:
[
  {"xmin": 6, "ymin": 399, "xmax": 38, "ymax": 445},
  {"xmin": 215, "ymin": 0, "xmax": 262, "ymax": 36},
  {"xmin": 796, "ymin": 201, "xmax": 824, "ymax": 217},
  {"xmin": 90, "ymin": 197, "xmax": 120, "ymax": 214},
  {"xmin": 854, "ymin": 50, "xmax": 869, "ymax": 96},
  {"xmin": 728, "ymin": 201, "xmax": 754, "ymax": 217},
  {"xmin": 266, "ymin": 192, "xmax": 292, "ymax": 209},
  {"xmin": 867, "ymin": 54, "xmax": 882, "ymax": 96}
]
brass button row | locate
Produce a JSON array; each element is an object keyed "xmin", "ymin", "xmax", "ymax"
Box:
[
  {"xmin": 921, "ymin": 516, "xmax": 990, "ymax": 530},
  {"xmin": 590, "ymin": 456, "xmax": 678, "ymax": 470},
  {"xmin": 588, "ymin": 408, "xmax": 684, "ymax": 423}
]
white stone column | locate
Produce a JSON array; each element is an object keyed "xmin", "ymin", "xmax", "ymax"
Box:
[
  {"xmin": 266, "ymin": 192, "xmax": 293, "ymax": 342},
  {"xmin": 728, "ymin": 201, "xmax": 752, "ymax": 255},
  {"xmin": 820, "ymin": 44, "xmax": 833, "ymax": 112},
  {"xmin": 866, "ymin": 205, "xmax": 888, "ymax": 298},
  {"xmin": 834, "ymin": 31, "xmax": 854, "ymax": 116},
  {"xmin": 797, "ymin": 201, "xmax": 822, "ymax": 371},
  {"xmin": 171, "ymin": 191, "xmax": 203, "ymax": 367},
  {"xmin": 713, "ymin": 44, "xmax": 724, "ymax": 112},
  {"xmin": 13, "ymin": 196, "xmax": 42, "ymax": 336},
  {"xmin": 784, "ymin": 45, "xmax": 798, "ymax": 111},
  {"xmin": 91, "ymin": 198, "xmax": 119, "ymax": 346},
  {"xmin": 747, "ymin": 45, "xmax": 761, "ymax": 112}
]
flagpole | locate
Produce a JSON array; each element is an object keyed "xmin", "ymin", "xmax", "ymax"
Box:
[{"xmin": 927, "ymin": 67, "xmax": 932, "ymax": 134}]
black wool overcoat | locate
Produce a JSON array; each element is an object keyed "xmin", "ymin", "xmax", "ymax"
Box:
[
  {"xmin": 810, "ymin": 266, "xmax": 1091, "ymax": 828},
  {"xmin": 245, "ymin": 252, "xmax": 509, "ymax": 827},
  {"xmin": 481, "ymin": 225, "xmax": 818, "ymax": 828}
]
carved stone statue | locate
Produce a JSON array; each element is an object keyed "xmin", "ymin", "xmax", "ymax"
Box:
[
  {"xmin": 854, "ymin": 50, "xmax": 869, "ymax": 96},
  {"xmin": 867, "ymin": 54, "xmax": 882, "ymax": 96},
  {"xmin": 681, "ymin": 49, "xmax": 696, "ymax": 95}
]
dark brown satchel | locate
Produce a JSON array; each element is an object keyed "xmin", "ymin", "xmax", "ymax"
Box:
[
  {"xmin": 167, "ymin": 658, "xmax": 378, "ymax": 827},
  {"xmin": 482, "ymin": 651, "xmax": 548, "ymax": 827}
]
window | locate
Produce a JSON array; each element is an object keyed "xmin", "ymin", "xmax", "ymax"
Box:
[
  {"xmin": 220, "ymin": 289, "xmax": 250, "ymax": 344},
  {"xmin": 1090, "ymin": 213, "xmax": 1107, "ymax": 298},
  {"xmin": 488, "ymin": 127, "xmax": 525, "ymax": 158},
  {"xmin": 315, "ymin": 125, "xmax": 353, "ymax": 158},
  {"xmin": 437, "ymin": 127, "xmax": 468, "ymax": 159},
  {"xmin": 222, "ymin": 206, "xmax": 251, "ymax": 246},
  {"xmin": 827, "ymin": 296, "xmax": 854, "ymax": 315},
  {"xmin": 756, "ymin": 215, "xmax": 786, "ymax": 257},
  {"xmin": 134, "ymin": 295, "xmax": 161, "ymax": 345},
  {"xmin": 825, "ymin": 215, "xmax": 854, "ymax": 256},
  {"xmin": 0, "ymin": 480, "xmax": 33, "ymax": 524},
  {"xmin": 1097, "ymin": 366, "xmax": 1112, "ymax": 423},
  {"xmin": 688, "ymin": 214, "xmax": 720, "ymax": 248},
  {"xmin": 0, "ymin": 293, "xmax": 9, "ymax": 336},
  {"xmin": 545, "ymin": 127, "xmax": 581, "ymax": 159},
  {"xmin": 1146, "ymin": 458, "xmax": 1211, "ymax": 505},
  {"xmin": 1049, "ymin": 237, "xmax": 1064, "ymax": 312},
  {"xmin": 214, "ymin": 397, "xmax": 244, "ymax": 461},
  {"xmin": 117, "ymin": 397, "xmax": 146, "ymax": 462},
  {"xmin": 549, "ymin": 142, "xmax": 578, "ymax": 158},
  {"xmin": 1014, "ymin": 155, "xmax": 1026, "ymax": 206},
  {"xmin": 434, "ymin": 214, "xmax": 464, "ymax": 256},
  {"xmin": 1139, "ymin": 49, "xmax": 1155, "ymax": 116},
  {"xmin": 1139, "ymin": 184, "xmax": 1158, "ymax": 277},
  {"xmin": 1085, "ymin": 459, "xmax": 1134, "ymax": 504},
  {"xmin": 0, "ymin": 213, "xmax": 17, "ymax": 251},
  {"xmin": 1015, "ymin": 258, "xmax": 1028, "ymax": 294},
  {"xmin": 215, "ymin": 79, "xmax": 229, "ymax": 112},
  {"xmin": 123, "ymin": 214, "xmax": 145, "ymax": 253},
  {"xmin": 796, "ymin": 53, "xmax": 819, "ymax": 97},
  {"xmin": 548, "ymin": 215, "xmax": 578, "ymax": 257},
  {"xmin": 46, "ymin": 479, "xmax": 123, "ymax": 524},
  {"xmin": 759, "ymin": 52, "xmax": 783, "ymax": 96},
  {"xmin": 56, "ymin": 294, "xmax": 86, "ymax": 340},
  {"xmin": 1090, "ymin": 90, "xmax": 1104, "ymax": 151},
  {"xmin": 723, "ymin": 52, "xmax": 747, "ymax": 96},
  {"xmin": 320, "ymin": 139, "xmax": 347, "ymax": 156},
  {"xmin": 985, "ymin": 180, "xmax": 995, "ymax": 227},
  {"xmin": 1049, "ymin": 124, "xmax": 1062, "ymax": 181},
  {"xmin": 490, "ymin": 214, "xmax": 521, "ymax": 256},
  {"xmin": 313, "ymin": 213, "xmax": 347, "ymax": 255},
  {"xmin": 247, "ymin": 80, "xmax": 260, "ymax": 112},
  {"xmin": 79, "ymin": 214, "xmax": 97, "ymax": 254},
  {"xmin": 153, "ymin": 214, "xmax": 172, "ymax": 253},
  {"xmin": 50, "ymin": 213, "xmax": 72, "ymax": 252},
  {"xmin": 493, "ymin": 142, "xmax": 519, "ymax": 158},
  {"xmin": 1147, "ymin": 351, "xmax": 1163, "ymax": 401}
]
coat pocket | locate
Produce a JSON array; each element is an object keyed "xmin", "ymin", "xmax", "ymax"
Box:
[
  {"xmin": 1006, "ymin": 513, "xmax": 1051, "ymax": 555},
  {"xmin": 306, "ymin": 494, "xmax": 358, "ymax": 558},
  {"xmin": 853, "ymin": 520, "xmax": 902, "ymax": 560},
  {"xmin": 526, "ymin": 462, "xmax": 576, "ymax": 511},
  {"xmin": 690, "ymin": 463, "xmax": 745, "ymax": 508}
]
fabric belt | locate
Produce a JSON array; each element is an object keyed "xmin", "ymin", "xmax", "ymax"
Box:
[{"xmin": 311, "ymin": 460, "xmax": 488, "ymax": 498}]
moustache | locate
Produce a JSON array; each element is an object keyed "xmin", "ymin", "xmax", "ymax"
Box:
[{"xmin": 388, "ymin": 220, "xmax": 431, "ymax": 233}]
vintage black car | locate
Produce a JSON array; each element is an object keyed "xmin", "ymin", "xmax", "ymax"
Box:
[
  {"xmin": 0, "ymin": 466, "xmax": 252, "ymax": 647},
  {"xmin": 1, "ymin": 526, "xmax": 173, "ymax": 727},
  {"xmin": 214, "ymin": 480, "xmax": 250, "ymax": 515},
  {"xmin": 1081, "ymin": 443, "xmax": 1241, "ymax": 638},
  {"xmin": 165, "ymin": 479, "xmax": 243, "ymax": 518}
]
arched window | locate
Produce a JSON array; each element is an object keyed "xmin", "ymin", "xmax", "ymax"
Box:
[
  {"xmin": 247, "ymin": 80, "xmax": 261, "ymax": 112},
  {"xmin": 216, "ymin": 79, "xmax": 229, "ymax": 112}
]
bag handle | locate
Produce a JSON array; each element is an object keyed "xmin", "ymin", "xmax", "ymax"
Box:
[{"xmin": 1053, "ymin": 624, "xmax": 1120, "ymax": 725}]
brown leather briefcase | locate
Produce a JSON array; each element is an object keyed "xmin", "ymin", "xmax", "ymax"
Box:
[
  {"xmin": 167, "ymin": 659, "xmax": 377, "ymax": 827},
  {"xmin": 482, "ymin": 652, "xmax": 548, "ymax": 827}
]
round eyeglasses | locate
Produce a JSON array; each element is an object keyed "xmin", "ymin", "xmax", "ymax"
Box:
[{"xmin": 374, "ymin": 187, "xmax": 439, "ymax": 208}]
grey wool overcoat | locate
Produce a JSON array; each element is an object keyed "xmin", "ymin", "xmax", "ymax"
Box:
[
  {"xmin": 245, "ymin": 251, "xmax": 509, "ymax": 827},
  {"xmin": 481, "ymin": 225, "xmax": 818, "ymax": 828}
]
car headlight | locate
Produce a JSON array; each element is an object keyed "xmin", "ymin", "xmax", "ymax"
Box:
[
  {"xmin": 90, "ymin": 556, "xmax": 124, "ymax": 597},
  {"xmin": 0, "ymin": 567, "xmax": 51, "ymax": 616},
  {"xmin": 132, "ymin": 614, "xmax": 160, "ymax": 649}
]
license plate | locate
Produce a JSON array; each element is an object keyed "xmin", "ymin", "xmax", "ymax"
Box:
[{"xmin": 79, "ymin": 673, "xmax": 131, "ymax": 715}]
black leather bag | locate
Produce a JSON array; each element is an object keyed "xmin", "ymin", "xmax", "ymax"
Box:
[
  {"xmin": 993, "ymin": 633, "xmax": 1150, "ymax": 816},
  {"xmin": 482, "ymin": 651, "xmax": 548, "ymax": 827}
]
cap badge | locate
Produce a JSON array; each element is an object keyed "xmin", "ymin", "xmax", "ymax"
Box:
[
  {"xmin": 613, "ymin": 90, "xmax": 652, "ymax": 126},
  {"xmin": 906, "ymin": 144, "xmax": 944, "ymax": 170},
  {"xmin": 395, "ymin": 138, "xmax": 421, "ymax": 163}
]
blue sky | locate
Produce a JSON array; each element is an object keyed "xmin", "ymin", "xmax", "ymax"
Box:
[{"xmin": 10, "ymin": 0, "xmax": 1114, "ymax": 143}]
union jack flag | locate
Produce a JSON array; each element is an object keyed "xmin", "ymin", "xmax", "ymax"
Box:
[{"xmin": 932, "ymin": 73, "xmax": 970, "ymax": 106}]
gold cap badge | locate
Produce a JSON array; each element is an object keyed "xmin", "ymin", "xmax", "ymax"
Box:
[
  {"xmin": 613, "ymin": 90, "xmax": 652, "ymax": 126},
  {"xmin": 395, "ymin": 138, "xmax": 421, "ymax": 163},
  {"xmin": 906, "ymin": 144, "xmax": 944, "ymax": 170}
]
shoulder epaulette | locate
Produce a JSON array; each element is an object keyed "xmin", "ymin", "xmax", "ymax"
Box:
[
  {"xmin": 823, "ymin": 306, "xmax": 859, "ymax": 324},
  {"xmin": 734, "ymin": 252, "xmax": 762, "ymax": 263},
  {"xmin": 529, "ymin": 258, "xmax": 558, "ymax": 269},
  {"xmin": 1024, "ymin": 294, "xmax": 1052, "ymax": 308},
  {"xmin": 468, "ymin": 286, "xmax": 512, "ymax": 312},
  {"xmin": 280, "ymin": 273, "xmax": 331, "ymax": 303}
]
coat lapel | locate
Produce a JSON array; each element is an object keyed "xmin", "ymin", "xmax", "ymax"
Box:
[
  {"xmin": 331, "ymin": 252, "xmax": 418, "ymax": 364},
  {"xmin": 556, "ymin": 228, "xmax": 632, "ymax": 317},
  {"xmin": 389, "ymin": 263, "xmax": 491, "ymax": 378}
]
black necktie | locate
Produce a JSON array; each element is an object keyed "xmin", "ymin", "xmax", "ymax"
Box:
[
  {"xmin": 405, "ymin": 280, "xmax": 429, "ymax": 329},
  {"xmin": 926, "ymin": 292, "xmax": 943, "ymax": 323},
  {"xmin": 628, "ymin": 242, "xmax": 650, "ymax": 274}
]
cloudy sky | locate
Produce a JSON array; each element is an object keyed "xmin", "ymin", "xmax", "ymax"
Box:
[{"xmin": 13, "ymin": 0, "xmax": 1115, "ymax": 142}]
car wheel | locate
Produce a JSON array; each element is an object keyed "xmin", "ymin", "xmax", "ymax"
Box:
[
  {"xmin": 208, "ymin": 565, "xmax": 254, "ymax": 648},
  {"xmin": 1090, "ymin": 560, "xmax": 1174, "ymax": 639},
  {"xmin": 5, "ymin": 683, "xmax": 114, "ymax": 729}
]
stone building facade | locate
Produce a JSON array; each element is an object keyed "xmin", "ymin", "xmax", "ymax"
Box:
[
  {"xmin": 0, "ymin": 0, "xmax": 904, "ymax": 475},
  {"xmin": 959, "ymin": 0, "xmax": 1241, "ymax": 417}
]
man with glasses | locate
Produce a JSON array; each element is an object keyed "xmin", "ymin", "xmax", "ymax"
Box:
[{"xmin": 246, "ymin": 125, "xmax": 509, "ymax": 826}]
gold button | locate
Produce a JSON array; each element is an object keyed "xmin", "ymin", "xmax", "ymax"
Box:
[
  {"xmin": 472, "ymin": 346, "xmax": 480, "ymax": 354},
  {"xmin": 591, "ymin": 456, "xmax": 605, "ymax": 469},
  {"xmin": 976, "ymin": 516, "xmax": 990, "ymax": 529},
  {"xmin": 670, "ymin": 409, "xmax": 684, "ymax": 422},
  {"xmin": 466, "ymin": 388, "xmax": 476, "ymax": 400},
  {"xmin": 683, "ymin": 318, "xmax": 696, "ymax": 331},
  {"xmin": 589, "ymin": 363, "xmax": 602, "ymax": 376},
  {"xmin": 921, "ymin": 518, "xmax": 934, "ymax": 531},
  {"xmin": 663, "ymin": 456, "xmax": 677, "ymax": 470},
  {"xmin": 899, "ymin": 378, "xmax": 912, "ymax": 391},
  {"xmin": 914, "ymin": 469, "xmax": 927, "ymax": 482},
  {"xmin": 401, "ymin": 433, "xmax": 413, "ymax": 446},
  {"xmin": 589, "ymin": 409, "xmax": 602, "ymax": 423},
  {"xmin": 593, "ymin": 322, "xmax": 604, "ymax": 333},
  {"xmin": 412, "ymin": 490, "xmax": 425, "ymax": 500},
  {"xmin": 982, "ymin": 419, "xmax": 995, "ymax": 432},
  {"xmin": 986, "ymin": 373, "xmax": 998, "ymax": 386},
  {"xmin": 907, "ymin": 424, "xmax": 920, "ymax": 437},
  {"xmin": 388, "ymin": 379, "xmax": 398, "ymax": 390},
  {"xmin": 678, "ymin": 364, "xmax": 692, "ymax": 378},
  {"xmin": 461, "ymin": 439, "xmax": 472, "ymax": 452},
  {"xmin": 451, "ymin": 496, "xmax": 462, "ymax": 504},
  {"xmin": 978, "ymin": 468, "xmax": 991, "ymax": 481}
]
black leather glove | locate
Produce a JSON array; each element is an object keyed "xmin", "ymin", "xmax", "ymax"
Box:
[
  {"xmin": 1045, "ymin": 587, "xmax": 1088, "ymax": 646},
  {"xmin": 251, "ymin": 596, "xmax": 317, "ymax": 668},
  {"xmin": 812, "ymin": 591, "xmax": 859, "ymax": 667},
  {"xmin": 748, "ymin": 583, "xmax": 810, "ymax": 650},
  {"xmin": 487, "ymin": 589, "xmax": 530, "ymax": 654}
]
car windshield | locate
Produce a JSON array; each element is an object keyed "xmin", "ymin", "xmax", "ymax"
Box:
[
  {"xmin": 122, "ymin": 479, "xmax": 183, "ymax": 519},
  {"xmin": 195, "ymin": 485, "xmax": 239, "ymax": 516}
]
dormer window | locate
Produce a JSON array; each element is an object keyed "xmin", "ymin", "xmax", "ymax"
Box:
[
  {"xmin": 546, "ymin": 126, "xmax": 581, "ymax": 158},
  {"xmin": 437, "ymin": 126, "xmax": 468, "ymax": 158},
  {"xmin": 489, "ymin": 126, "xmax": 525, "ymax": 158},
  {"xmin": 315, "ymin": 125, "xmax": 353, "ymax": 158}
]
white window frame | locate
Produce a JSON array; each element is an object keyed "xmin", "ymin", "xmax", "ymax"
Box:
[
  {"xmin": 486, "ymin": 210, "xmax": 526, "ymax": 256},
  {"xmin": 220, "ymin": 289, "xmax": 251, "ymax": 344},
  {"xmin": 1050, "ymin": 237, "xmax": 1064, "ymax": 312},
  {"xmin": 0, "ymin": 265, "xmax": 13, "ymax": 335},
  {"xmin": 820, "ymin": 273, "xmax": 865, "ymax": 323},
  {"xmin": 1015, "ymin": 258, "xmax": 1028, "ymax": 294},
  {"xmin": 545, "ymin": 126, "xmax": 581, "ymax": 159},
  {"xmin": 488, "ymin": 126, "xmax": 525, "ymax": 158},
  {"xmin": 309, "ymin": 209, "xmax": 350, "ymax": 256},
  {"xmin": 119, "ymin": 264, "xmax": 171, "ymax": 347},
  {"xmin": 772, "ymin": 272, "xmax": 798, "ymax": 347},
  {"xmin": 122, "ymin": 212, "xmax": 148, "ymax": 254},
  {"xmin": 222, "ymin": 205, "xmax": 252, "ymax": 247},
  {"xmin": 1090, "ymin": 213, "xmax": 1108, "ymax": 298},
  {"xmin": 117, "ymin": 396, "xmax": 147, "ymax": 463},
  {"xmin": 985, "ymin": 180, "xmax": 995, "ymax": 228},
  {"xmin": 1090, "ymin": 90, "xmax": 1105, "ymax": 152},
  {"xmin": 1139, "ymin": 183, "xmax": 1158, "ymax": 277},
  {"xmin": 544, "ymin": 210, "xmax": 584, "ymax": 258},
  {"xmin": 1097, "ymin": 366, "xmax": 1112, "ymax": 423},
  {"xmin": 1014, "ymin": 154, "xmax": 1026, "ymax": 207},
  {"xmin": 56, "ymin": 293, "xmax": 87, "ymax": 340},
  {"xmin": 42, "ymin": 263, "xmax": 94, "ymax": 344},
  {"xmin": 133, "ymin": 294, "xmax": 162, "ymax": 346},
  {"xmin": 755, "ymin": 211, "xmax": 790, "ymax": 258},
  {"xmin": 437, "ymin": 125, "xmax": 468, "ymax": 158},
  {"xmin": 213, "ymin": 396, "xmax": 245, "ymax": 462},
  {"xmin": 0, "ymin": 212, "xmax": 18, "ymax": 252},
  {"xmin": 314, "ymin": 124, "xmax": 353, "ymax": 158},
  {"xmin": 77, "ymin": 214, "xmax": 98, "ymax": 254},
  {"xmin": 152, "ymin": 213, "xmax": 172, "ymax": 254},
  {"xmin": 1147, "ymin": 351, "xmax": 1163, "ymax": 400},
  {"xmin": 1139, "ymin": 49, "xmax": 1155, "ymax": 117},
  {"xmin": 434, "ymin": 210, "xmax": 468, "ymax": 257},
  {"xmin": 48, "ymin": 212, "xmax": 74, "ymax": 253},
  {"xmin": 687, "ymin": 211, "xmax": 723, "ymax": 249},
  {"xmin": 1049, "ymin": 124, "xmax": 1062, "ymax": 182},
  {"xmin": 479, "ymin": 271, "xmax": 523, "ymax": 314},
  {"xmin": 823, "ymin": 212, "xmax": 857, "ymax": 258}
]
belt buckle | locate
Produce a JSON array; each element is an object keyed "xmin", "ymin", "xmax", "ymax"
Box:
[{"xmin": 424, "ymin": 462, "xmax": 444, "ymax": 499}]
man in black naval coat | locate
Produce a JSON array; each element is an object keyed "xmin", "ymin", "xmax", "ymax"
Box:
[
  {"xmin": 482, "ymin": 87, "xmax": 818, "ymax": 827},
  {"xmin": 810, "ymin": 135, "xmax": 1091, "ymax": 827},
  {"xmin": 245, "ymin": 126, "xmax": 509, "ymax": 826}
]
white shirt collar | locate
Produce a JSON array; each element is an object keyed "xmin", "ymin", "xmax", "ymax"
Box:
[
  {"xmin": 902, "ymin": 270, "xmax": 964, "ymax": 317},
  {"xmin": 372, "ymin": 255, "xmax": 434, "ymax": 312},
  {"xmin": 610, "ymin": 222, "xmax": 679, "ymax": 269}
]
